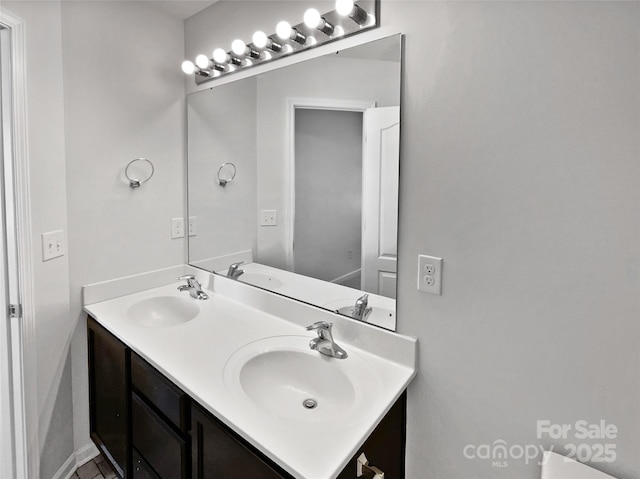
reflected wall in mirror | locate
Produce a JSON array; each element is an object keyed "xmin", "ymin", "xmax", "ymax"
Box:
[{"xmin": 187, "ymin": 35, "xmax": 401, "ymax": 330}]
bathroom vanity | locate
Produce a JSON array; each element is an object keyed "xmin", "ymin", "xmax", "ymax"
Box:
[{"xmin": 84, "ymin": 268, "xmax": 416, "ymax": 479}]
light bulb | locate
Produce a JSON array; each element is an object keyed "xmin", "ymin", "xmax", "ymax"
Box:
[
  {"xmin": 335, "ymin": 0, "xmax": 354, "ymax": 16},
  {"xmin": 231, "ymin": 39, "xmax": 246, "ymax": 56},
  {"xmin": 335, "ymin": 0, "xmax": 368, "ymax": 24},
  {"xmin": 181, "ymin": 60, "xmax": 196, "ymax": 74},
  {"xmin": 212, "ymin": 48, "xmax": 228, "ymax": 64},
  {"xmin": 304, "ymin": 8, "xmax": 335, "ymax": 35},
  {"xmin": 252, "ymin": 31, "xmax": 268, "ymax": 49},
  {"xmin": 303, "ymin": 8, "xmax": 322, "ymax": 28},
  {"xmin": 195, "ymin": 54, "xmax": 210, "ymax": 69},
  {"xmin": 276, "ymin": 21, "xmax": 292, "ymax": 40}
]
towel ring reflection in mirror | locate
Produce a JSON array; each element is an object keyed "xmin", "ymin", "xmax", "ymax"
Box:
[
  {"xmin": 217, "ymin": 162, "xmax": 237, "ymax": 187},
  {"xmin": 125, "ymin": 158, "xmax": 155, "ymax": 188}
]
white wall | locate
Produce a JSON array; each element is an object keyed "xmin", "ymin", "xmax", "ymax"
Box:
[
  {"xmin": 1, "ymin": 2, "xmax": 75, "ymax": 477},
  {"xmin": 61, "ymin": 0, "xmax": 187, "ymax": 462},
  {"xmin": 187, "ymin": 77, "xmax": 258, "ymax": 264},
  {"xmin": 185, "ymin": 2, "xmax": 640, "ymax": 478}
]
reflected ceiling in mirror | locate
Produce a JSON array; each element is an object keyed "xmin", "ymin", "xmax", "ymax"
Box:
[{"xmin": 187, "ymin": 34, "xmax": 401, "ymax": 331}]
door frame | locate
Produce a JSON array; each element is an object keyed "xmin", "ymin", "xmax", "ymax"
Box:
[
  {"xmin": 0, "ymin": 9, "xmax": 39, "ymax": 479},
  {"xmin": 284, "ymin": 97, "xmax": 375, "ymax": 271}
]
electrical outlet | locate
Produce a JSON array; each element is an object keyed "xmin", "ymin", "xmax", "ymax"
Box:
[
  {"xmin": 41, "ymin": 230, "xmax": 65, "ymax": 261},
  {"xmin": 188, "ymin": 216, "xmax": 196, "ymax": 237},
  {"xmin": 418, "ymin": 254, "xmax": 443, "ymax": 294},
  {"xmin": 171, "ymin": 217, "xmax": 185, "ymax": 239},
  {"xmin": 260, "ymin": 210, "xmax": 277, "ymax": 226}
]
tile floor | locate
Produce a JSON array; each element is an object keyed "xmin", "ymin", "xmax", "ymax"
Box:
[{"xmin": 71, "ymin": 454, "xmax": 117, "ymax": 479}]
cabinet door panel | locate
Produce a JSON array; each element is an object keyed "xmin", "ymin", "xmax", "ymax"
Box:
[
  {"xmin": 337, "ymin": 392, "xmax": 406, "ymax": 479},
  {"xmin": 132, "ymin": 448, "xmax": 160, "ymax": 479},
  {"xmin": 191, "ymin": 404, "xmax": 290, "ymax": 479},
  {"xmin": 88, "ymin": 317, "xmax": 128, "ymax": 477},
  {"xmin": 132, "ymin": 393, "xmax": 188, "ymax": 479}
]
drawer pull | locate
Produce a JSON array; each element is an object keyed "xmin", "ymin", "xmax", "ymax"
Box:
[{"xmin": 357, "ymin": 453, "xmax": 385, "ymax": 479}]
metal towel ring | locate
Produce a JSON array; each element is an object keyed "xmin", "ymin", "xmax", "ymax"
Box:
[
  {"xmin": 217, "ymin": 162, "xmax": 237, "ymax": 187},
  {"xmin": 125, "ymin": 158, "xmax": 154, "ymax": 188}
]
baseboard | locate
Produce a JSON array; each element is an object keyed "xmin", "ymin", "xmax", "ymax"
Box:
[
  {"xmin": 75, "ymin": 442, "xmax": 99, "ymax": 467},
  {"xmin": 50, "ymin": 454, "xmax": 75, "ymax": 479},
  {"xmin": 51, "ymin": 442, "xmax": 99, "ymax": 479}
]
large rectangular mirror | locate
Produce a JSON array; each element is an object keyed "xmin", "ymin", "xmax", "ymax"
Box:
[{"xmin": 187, "ymin": 34, "xmax": 401, "ymax": 330}]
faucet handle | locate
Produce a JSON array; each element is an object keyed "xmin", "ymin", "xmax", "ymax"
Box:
[
  {"xmin": 177, "ymin": 274, "xmax": 198, "ymax": 287},
  {"xmin": 306, "ymin": 321, "xmax": 331, "ymax": 331},
  {"xmin": 356, "ymin": 293, "xmax": 369, "ymax": 304}
]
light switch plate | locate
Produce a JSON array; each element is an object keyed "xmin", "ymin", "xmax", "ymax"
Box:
[
  {"xmin": 42, "ymin": 230, "xmax": 65, "ymax": 261},
  {"xmin": 418, "ymin": 254, "xmax": 443, "ymax": 294},
  {"xmin": 171, "ymin": 217, "xmax": 185, "ymax": 239},
  {"xmin": 260, "ymin": 210, "xmax": 277, "ymax": 226}
]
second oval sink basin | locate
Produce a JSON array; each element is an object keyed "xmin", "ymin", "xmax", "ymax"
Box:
[
  {"xmin": 223, "ymin": 336, "xmax": 380, "ymax": 424},
  {"xmin": 127, "ymin": 296, "xmax": 199, "ymax": 327}
]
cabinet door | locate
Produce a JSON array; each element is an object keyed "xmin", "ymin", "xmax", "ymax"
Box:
[
  {"xmin": 88, "ymin": 316, "xmax": 129, "ymax": 478},
  {"xmin": 132, "ymin": 393, "xmax": 188, "ymax": 479},
  {"xmin": 191, "ymin": 404, "xmax": 291, "ymax": 479},
  {"xmin": 337, "ymin": 392, "xmax": 406, "ymax": 479}
]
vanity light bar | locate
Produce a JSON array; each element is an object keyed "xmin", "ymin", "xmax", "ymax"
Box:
[{"xmin": 181, "ymin": 0, "xmax": 379, "ymax": 85}]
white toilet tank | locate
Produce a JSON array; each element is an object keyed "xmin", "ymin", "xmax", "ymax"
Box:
[{"xmin": 541, "ymin": 451, "xmax": 617, "ymax": 479}]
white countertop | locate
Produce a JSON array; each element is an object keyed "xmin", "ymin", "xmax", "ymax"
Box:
[{"xmin": 84, "ymin": 267, "xmax": 416, "ymax": 479}]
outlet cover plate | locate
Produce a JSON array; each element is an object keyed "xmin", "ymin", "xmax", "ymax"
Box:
[
  {"xmin": 418, "ymin": 254, "xmax": 443, "ymax": 294},
  {"xmin": 171, "ymin": 217, "xmax": 185, "ymax": 239}
]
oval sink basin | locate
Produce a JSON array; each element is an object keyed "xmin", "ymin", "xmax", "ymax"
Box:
[
  {"xmin": 127, "ymin": 296, "xmax": 199, "ymax": 328},
  {"xmin": 224, "ymin": 336, "xmax": 379, "ymax": 423},
  {"xmin": 240, "ymin": 272, "xmax": 283, "ymax": 290}
]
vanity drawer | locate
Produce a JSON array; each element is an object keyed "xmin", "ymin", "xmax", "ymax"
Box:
[
  {"xmin": 131, "ymin": 352, "xmax": 189, "ymax": 432},
  {"xmin": 132, "ymin": 393, "xmax": 189, "ymax": 479},
  {"xmin": 132, "ymin": 448, "xmax": 160, "ymax": 479}
]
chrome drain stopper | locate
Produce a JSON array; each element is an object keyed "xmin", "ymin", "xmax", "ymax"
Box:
[{"xmin": 302, "ymin": 398, "xmax": 318, "ymax": 409}]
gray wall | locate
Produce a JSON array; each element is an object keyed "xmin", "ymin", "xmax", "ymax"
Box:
[
  {"xmin": 185, "ymin": 2, "xmax": 640, "ymax": 479},
  {"xmin": 294, "ymin": 109, "xmax": 363, "ymax": 282},
  {"xmin": 60, "ymin": 0, "xmax": 187, "ymax": 463},
  {"xmin": 393, "ymin": 2, "xmax": 639, "ymax": 478},
  {"xmin": 187, "ymin": 77, "xmax": 258, "ymax": 264},
  {"xmin": 255, "ymin": 55, "xmax": 399, "ymax": 268}
]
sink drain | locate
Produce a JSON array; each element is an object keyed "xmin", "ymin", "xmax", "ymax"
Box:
[{"xmin": 302, "ymin": 398, "xmax": 318, "ymax": 409}]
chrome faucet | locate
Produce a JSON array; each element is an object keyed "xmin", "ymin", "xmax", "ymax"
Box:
[
  {"xmin": 306, "ymin": 321, "xmax": 348, "ymax": 359},
  {"xmin": 177, "ymin": 275, "xmax": 209, "ymax": 300},
  {"xmin": 227, "ymin": 261, "xmax": 245, "ymax": 279},
  {"xmin": 352, "ymin": 294, "xmax": 372, "ymax": 321}
]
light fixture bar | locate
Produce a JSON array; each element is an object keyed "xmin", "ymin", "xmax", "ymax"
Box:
[{"xmin": 183, "ymin": 0, "xmax": 379, "ymax": 85}]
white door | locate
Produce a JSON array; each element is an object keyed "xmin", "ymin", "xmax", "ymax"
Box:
[
  {"xmin": 0, "ymin": 24, "xmax": 15, "ymax": 479},
  {"xmin": 361, "ymin": 107, "xmax": 400, "ymax": 298},
  {"xmin": 1, "ymin": 23, "xmax": 21, "ymax": 479}
]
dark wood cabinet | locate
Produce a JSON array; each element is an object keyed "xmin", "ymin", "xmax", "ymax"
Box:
[
  {"xmin": 132, "ymin": 393, "xmax": 189, "ymax": 478},
  {"xmin": 191, "ymin": 403, "xmax": 292, "ymax": 479},
  {"xmin": 88, "ymin": 315, "xmax": 406, "ymax": 479},
  {"xmin": 337, "ymin": 392, "xmax": 406, "ymax": 479},
  {"xmin": 88, "ymin": 317, "xmax": 130, "ymax": 478}
]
